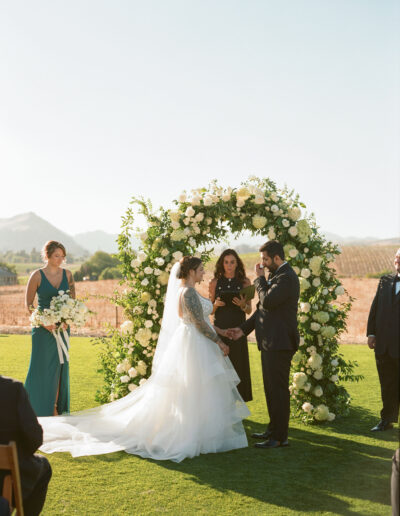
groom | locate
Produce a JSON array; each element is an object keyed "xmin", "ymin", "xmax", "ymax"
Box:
[{"xmin": 228, "ymin": 240, "xmax": 300, "ymax": 448}]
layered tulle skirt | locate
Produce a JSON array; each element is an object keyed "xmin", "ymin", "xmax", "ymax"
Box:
[{"xmin": 39, "ymin": 321, "xmax": 249, "ymax": 462}]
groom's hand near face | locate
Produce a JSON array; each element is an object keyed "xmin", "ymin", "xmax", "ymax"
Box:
[{"xmin": 255, "ymin": 263, "xmax": 265, "ymax": 277}]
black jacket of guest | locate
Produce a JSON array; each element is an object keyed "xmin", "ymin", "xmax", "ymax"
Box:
[
  {"xmin": 241, "ymin": 262, "xmax": 300, "ymax": 351},
  {"xmin": 367, "ymin": 274, "xmax": 399, "ymax": 358},
  {"xmin": 0, "ymin": 376, "xmax": 44, "ymax": 499}
]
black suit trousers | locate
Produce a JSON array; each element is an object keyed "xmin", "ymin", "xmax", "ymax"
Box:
[
  {"xmin": 375, "ymin": 352, "xmax": 400, "ymax": 423},
  {"xmin": 261, "ymin": 349, "xmax": 294, "ymax": 442},
  {"xmin": 23, "ymin": 456, "xmax": 52, "ymax": 516}
]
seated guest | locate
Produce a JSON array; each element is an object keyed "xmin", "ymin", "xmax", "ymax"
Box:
[
  {"xmin": 0, "ymin": 375, "xmax": 52, "ymax": 516},
  {"xmin": 0, "ymin": 496, "xmax": 10, "ymax": 516}
]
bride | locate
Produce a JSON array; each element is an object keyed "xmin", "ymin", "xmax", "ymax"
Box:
[{"xmin": 38, "ymin": 256, "xmax": 250, "ymax": 462}]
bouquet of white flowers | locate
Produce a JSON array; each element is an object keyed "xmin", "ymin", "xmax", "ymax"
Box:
[{"xmin": 30, "ymin": 290, "xmax": 92, "ymax": 364}]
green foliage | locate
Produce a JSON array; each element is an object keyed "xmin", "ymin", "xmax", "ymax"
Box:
[
  {"xmin": 94, "ymin": 177, "xmax": 362, "ymax": 422},
  {"xmin": 99, "ymin": 266, "xmax": 123, "ymax": 280},
  {"xmin": 0, "ymin": 261, "xmax": 17, "ymax": 274},
  {"xmin": 0, "ymin": 248, "xmax": 77, "ymax": 264},
  {"xmin": 74, "ymin": 251, "xmax": 121, "ymax": 281}
]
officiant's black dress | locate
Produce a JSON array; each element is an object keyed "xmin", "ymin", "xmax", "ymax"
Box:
[{"xmin": 214, "ymin": 277, "xmax": 252, "ymax": 402}]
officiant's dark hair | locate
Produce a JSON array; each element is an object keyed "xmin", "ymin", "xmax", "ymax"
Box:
[
  {"xmin": 214, "ymin": 249, "xmax": 246, "ymax": 281},
  {"xmin": 259, "ymin": 240, "xmax": 284, "ymax": 260},
  {"xmin": 178, "ymin": 256, "xmax": 202, "ymax": 279}
]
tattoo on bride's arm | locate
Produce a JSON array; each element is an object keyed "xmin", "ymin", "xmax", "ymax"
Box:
[{"xmin": 183, "ymin": 288, "xmax": 219, "ymax": 343}]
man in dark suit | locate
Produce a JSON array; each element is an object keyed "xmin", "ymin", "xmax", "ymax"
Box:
[
  {"xmin": 228, "ymin": 240, "xmax": 300, "ymax": 448},
  {"xmin": 0, "ymin": 375, "xmax": 52, "ymax": 516},
  {"xmin": 367, "ymin": 248, "xmax": 400, "ymax": 432}
]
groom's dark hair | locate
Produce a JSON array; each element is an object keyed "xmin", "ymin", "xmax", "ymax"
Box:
[{"xmin": 259, "ymin": 240, "xmax": 284, "ymax": 260}]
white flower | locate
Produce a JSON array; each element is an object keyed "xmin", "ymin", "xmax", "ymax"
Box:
[
  {"xmin": 116, "ymin": 363, "xmax": 125, "ymax": 373},
  {"xmin": 189, "ymin": 237, "xmax": 196, "ymax": 247},
  {"xmin": 296, "ymin": 219, "xmax": 312, "ymax": 243},
  {"xmin": 236, "ymin": 186, "xmax": 251, "ymax": 201},
  {"xmin": 293, "ymin": 372, "xmax": 308, "ymax": 389},
  {"xmin": 288, "ymin": 248, "xmax": 298, "ymax": 258},
  {"xmin": 307, "ymin": 353, "xmax": 323, "ymax": 370},
  {"xmin": 139, "ymin": 232, "xmax": 147, "ymax": 241},
  {"xmin": 313, "ymin": 311, "xmax": 329, "ymax": 324},
  {"xmin": 171, "ymin": 221, "xmax": 180, "ymax": 230},
  {"xmin": 282, "ymin": 218, "xmax": 290, "ymax": 228},
  {"xmin": 206, "ymin": 217, "xmax": 212, "ymax": 225},
  {"xmin": 191, "ymin": 195, "xmax": 201, "ymax": 206},
  {"xmin": 222, "ymin": 193, "xmax": 231, "ymax": 201},
  {"xmin": 331, "ymin": 358, "xmax": 339, "ymax": 367},
  {"xmin": 195, "ymin": 212, "xmax": 204, "ymax": 222},
  {"xmin": 302, "ymin": 402, "xmax": 314, "ymax": 413},
  {"xmin": 312, "ymin": 278, "xmax": 321, "ymax": 287},
  {"xmin": 299, "ymin": 314, "xmax": 308, "ymax": 323},
  {"xmin": 309, "ymin": 256, "xmax": 323, "ymax": 276},
  {"xmin": 314, "ymin": 404, "xmax": 329, "ymax": 420},
  {"xmin": 313, "ymin": 385, "xmax": 323, "ymax": 397},
  {"xmin": 144, "ymin": 266, "xmax": 153, "ymax": 275},
  {"xmin": 299, "ymin": 336, "xmax": 305, "ymax": 347},
  {"xmin": 141, "ymin": 278, "xmax": 149, "ymax": 286},
  {"xmin": 135, "ymin": 327, "xmax": 152, "ymax": 346},
  {"xmin": 304, "ymin": 383, "xmax": 311, "ymax": 392},
  {"xmin": 137, "ymin": 251, "xmax": 147, "ymax": 262},
  {"xmin": 271, "ymin": 204, "xmax": 279, "ymax": 214},
  {"xmin": 171, "ymin": 229, "xmax": 185, "ymax": 241},
  {"xmin": 300, "ymin": 302, "xmax": 311, "ymax": 313},
  {"xmin": 301, "ymin": 268, "xmax": 311, "ymax": 279},
  {"xmin": 299, "ymin": 278, "xmax": 311, "ymax": 293},
  {"xmin": 310, "ymin": 322, "xmax": 321, "ymax": 332},
  {"xmin": 155, "ymin": 257, "xmax": 165, "ymax": 266},
  {"xmin": 178, "ymin": 193, "xmax": 187, "ymax": 203},
  {"xmin": 327, "ymin": 412, "xmax": 336, "ymax": 421},
  {"xmin": 335, "ymin": 286, "xmax": 345, "ymax": 296},
  {"xmin": 141, "ymin": 292, "xmax": 151, "ymax": 303},
  {"xmin": 267, "ymin": 227, "xmax": 276, "ymax": 240},
  {"xmin": 169, "ymin": 210, "xmax": 181, "ymax": 222},
  {"xmin": 120, "ymin": 320, "xmax": 133, "ymax": 334},
  {"xmin": 158, "ymin": 271, "xmax": 169, "ymax": 285},
  {"xmin": 203, "ymin": 195, "xmax": 213, "ymax": 206},
  {"xmin": 321, "ymin": 326, "xmax": 336, "ymax": 339},
  {"xmin": 313, "ymin": 369, "xmax": 323, "ymax": 380},
  {"xmin": 161, "ymin": 248, "xmax": 169, "ymax": 257},
  {"xmin": 254, "ymin": 195, "xmax": 265, "ymax": 204},
  {"xmin": 288, "ymin": 207, "xmax": 301, "ymax": 221},
  {"xmin": 139, "ymin": 378, "xmax": 147, "ymax": 386},
  {"xmin": 288, "ymin": 226, "xmax": 298, "ymax": 237},
  {"xmin": 293, "ymin": 266, "xmax": 300, "ymax": 275},
  {"xmin": 252, "ymin": 215, "xmax": 267, "ymax": 229},
  {"xmin": 307, "ymin": 345, "xmax": 317, "ymax": 354},
  {"xmin": 172, "ymin": 250, "xmax": 183, "ymax": 261},
  {"xmin": 185, "ymin": 206, "xmax": 195, "ymax": 217},
  {"xmin": 144, "ymin": 320, "xmax": 153, "ymax": 328},
  {"xmin": 120, "ymin": 375, "xmax": 130, "ymax": 383},
  {"xmin": 131, "ymin": 258, "xmax": 141, "ymax": 268},
  {"xmin": 270, "ymin": 192, "xmax": 279, "ymax": 202},
  {"xmin": 236, "ymin": 198, "xmax": 245, "ymax": 208},
  {"xmin": 128, "ymin": 367, "xmax": 138, "ymax": 378},
  {"xmin": 128, "ymin": 384, "xmax": 138, "ymax": 392},
  {"xmin": 330, "ymin": 374, "xmax": 338, "ymax": 383}
]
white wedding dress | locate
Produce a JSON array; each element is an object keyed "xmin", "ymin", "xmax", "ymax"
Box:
[{"xmin": 38, "ymin": 263, "xmax": 249, "ymax": 462}]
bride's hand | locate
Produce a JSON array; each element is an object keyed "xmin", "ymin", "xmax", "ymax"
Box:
[{"xmin": 218, "ymin": 341, "xmax": 229, "ymax": 356}]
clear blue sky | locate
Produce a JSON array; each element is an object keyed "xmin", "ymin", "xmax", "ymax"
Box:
[{"xmin": 1, "ymin": 1, "xmax": 399, "ymax": 238}]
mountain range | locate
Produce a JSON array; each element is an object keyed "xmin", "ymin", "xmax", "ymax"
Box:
[{"xmin": 0, "ymin": 212, "xmax": 397, "ymax": 256}]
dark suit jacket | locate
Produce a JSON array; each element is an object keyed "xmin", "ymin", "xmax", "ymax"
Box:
[
  {"xmin": 367, "ymin": 274, "xmax": 399, "ymax": 358},
  {"xmin": 241, "ymin": 263, "xmax": 300, "ymax": 351},
  {"xmin": 0, "ymin": 376, "xmax": 44, "ymax": 499}
]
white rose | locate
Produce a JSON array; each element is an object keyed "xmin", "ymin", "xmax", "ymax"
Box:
[
  {"xmin": 300, "ymin": 302, "xmax": 311, "ymax": 313},
  {"xmin": 288, "ymin": 226, "xmax": 298, "ymax": 237},
  {"xmin": 116, "ymin": 363, "xmax": 125, "ymax": 373},
  {"xmin": 313, "ymin": 311, "xmax": 329, "ymax": 324},
  {"xmin": 267, "ymin": 227, "xmax": 276, "ymax": 240},
  {"xmin": 322, "ymin": 288, "xmax": 329, "ymax": 296},
  {"xmin": 314, "ymin": 404, "xmax": 329, "ymax": 421},
  {"xmin": 178, "ymin": 193, "xmax": 187, "ymax": 203},
  {"xmin": 128, "ymin": 384, "xmax": 138, "ymax": 392},
  {"xmin": 312, "ymin": 278, "xmax": 321, "ymax": 287},
  {"xmin": 299, "ymin": 314, "xmax": 308, "ymax": 323},
  {"xmin": 120, "ymin": 375, "xmax": 130, "ymax": 383},
  {"xmin": 282, "ymin": 218, "xmax": 290, "ymax": 228},
  {"xmin": 309, "ymin": 256, "xmax": 323, "ymax": 276},
  {"xmin": 171, "ymin": 221, "xmax": 180, "ymax": 230},
  {"xmin": 289, "ymin": 248, "xmax": 298, "ymax": 258},
  {"xmin": 185, "ymin": 206, "xmax": 195, "ymax": 217},
  {"xmin": 191, "ymin": 195, "xmax": 201, "ymax": 206},
  {"xmin": 131, "ymin": 258, "xmax": 141, "ymax": 268},
  {"xmin": 321, "ymin": 326, "xmax": 336, "ymax": 339},
  {"xmin": 313, "ymin": 385, "xmax": 323, "ymax": 397},
  {"xmin": 222, "ymin": 193, "xmax": 231, "ymax": 201},
  {"xmin": 304, "ymin": 383, "xmax": 311, "ymax": 392},
  {"xmin": 141, "ymin": 278, "xmax": 149, "ymax": 286},
  {"xmin": 136, "ymin": 360, "xmax": 147, "ymax": 375},
  {"xmin": 293, "ymin": 372, "xmax": 308, "ymax": 389},
  {"xmin": 301, "ymin": 268, "xmax": 311, "ymax": 279},
  {"xmin": 155, "ymin": 257, "xmax": 165, "ymax": 266},
  {"xmin": 293, "ymin": 266, "xmax": 300, "ymax": 275},
  {"xmin": 270, "ymin": 192, "xmax": 279, "ymax": 202},
  {"xmin": 254, "ymin": 195, "xmax": 265, "ymax": 204},
  {"xmin": 144, "ymin": 320, "xmax": 153, "ymax": 328},
  {"xmin": 139, "ymin": 378, "xmax": 147, "ymax": 386},
  {"xmin": 307, "ymin": 353, "xmax": 323, "ymax": 370},
  {"xmin": 172, "ymin": 250, "xmax": 183, "ymax": 261},
  {"xmin": 302, "ymin": 402, "xmax": 314, "ymax": 413},
  {"xmin": 169, "ymin": 210, "xmax": 181, "ymax": 222},
  {"xmin": 327, "ymin": 412, "xmax": 335, "ymax": 421},
  {"xmin": 330, "ymin": 374, "xmax": 338, "ymax": 383},
  {"xmin": 331, "ymin": 358, "xmax": 339, "ymax": 367},
  {"xmin": 161, "ymin": 248, "xmax": 169, "ymax": 257},
  {"xmin": 335, "ymin": 286, "xmax": 345, "ymax": 296},
  {"xmin": 195, "ymin": 212, "xmax": 204, "ymax": 222},
  {"xmin": 189, "ymin": 237, "xmax": 196, "ymax": 247},
  {"xmin": 128, "ymin": 367, "xmax": 138, "ymax": 378},
  {"xmin": 310, "ymin": 322, "xmax": 321, "ymax": 332},
  {"xmin": 144, "ymin": 266, "xmax": 153, "ymax": 274},
  {"xmin": 314, "ymin": 369, "xmax": 323, "ymax": 380},
  {"xmin": 299, "ymin": 278, "xmax": 311, "ymax": 292},
  {"xmin": 137, "ymin": 251, "xmax": 146, "ymax": 262},
  {"xmin": 288, "ymin": 206, "xmax": 301, "ymax": 221},
  {"xmin": 120, "ymin": 320, "xmax": 133, "ymax": 334},
  {"xmin": 203, "ymin": 196, "xmax": 213, "ymax": 206},
  {"xmin": 236, "ymin": 199, "xmax": 245, "ymax": 208},
  {"xmin": 252, "ymin": 215, "xmax": 267, "ymax": 229},
  {"xmin": 271, "ymin": 204, "xmax": 279, "ymax": 214}
]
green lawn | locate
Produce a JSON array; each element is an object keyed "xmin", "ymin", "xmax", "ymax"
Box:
[{"xmin": 0, "ymin": 335, "xmax": 397, "ymax": 515}]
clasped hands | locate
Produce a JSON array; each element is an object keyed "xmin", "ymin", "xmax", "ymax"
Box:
[{"xmin": 219, "ymin": 327, "xmax": 244, "ymax": 340}]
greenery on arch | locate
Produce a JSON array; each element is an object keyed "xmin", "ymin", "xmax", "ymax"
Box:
[{"xmin": 95, "ymin": 176, "xmax": 362, "ymax": 423}]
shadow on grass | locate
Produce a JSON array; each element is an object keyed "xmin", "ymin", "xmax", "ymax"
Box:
[{"xmin": 150, "ymin": 420, "xmax": 393, "ymax": 515}]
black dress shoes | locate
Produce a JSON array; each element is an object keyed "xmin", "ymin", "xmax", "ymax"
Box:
[
  {"xmin": 251, "ymin": 430, "xmax": 272, "ymax": 439},
  {"xmin": 254, "ymin": 439, "xmax": 289, "ymax": 449},
  {"xmin": 371, "ymin": 420, "xmax": 394, "ymax": 432}
]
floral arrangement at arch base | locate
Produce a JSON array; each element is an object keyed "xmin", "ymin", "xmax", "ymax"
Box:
[{"xmin": 94, "ymin": 176, "xmax": 362, "ymax": 423}]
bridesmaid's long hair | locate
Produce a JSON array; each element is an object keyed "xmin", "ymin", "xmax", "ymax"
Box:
[{"xmin": 213, "ymin": 249, "xmax": 246, "ymax": 282}]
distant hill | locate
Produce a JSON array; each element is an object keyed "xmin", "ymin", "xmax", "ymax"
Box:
[
  {"xmin": 74, "ymin": 231, "xmax": 119, "ymax": 254},
  {"xmin": 0, "ymin": 212, "xmax": 88, "ymax": 256}
]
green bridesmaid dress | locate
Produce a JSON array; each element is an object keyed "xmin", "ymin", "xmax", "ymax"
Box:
[{"xmin": 25, "ymin": 269, "xmax": 70, "ymax": 416}]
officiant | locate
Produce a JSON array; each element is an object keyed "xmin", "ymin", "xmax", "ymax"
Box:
[{"xmin": 209, "ymin": 249, "xmax": 253, "ymax": 401}]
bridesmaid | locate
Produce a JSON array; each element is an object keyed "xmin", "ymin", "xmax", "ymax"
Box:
[
  {"xmin": 209, "ymin": 249, "xmax": 253, "ymax": 402},
  {"xmin": 25, "ymin": 241, "xmax": 75, "ymax": 416}
]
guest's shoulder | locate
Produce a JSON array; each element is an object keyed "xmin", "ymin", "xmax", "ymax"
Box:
[{"xmin": 0, "ymin": 375, "xmax": 24, "ymax": 392}]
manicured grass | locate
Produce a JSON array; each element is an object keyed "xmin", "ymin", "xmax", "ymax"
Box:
[{"xmin": 0, "ymin": 335, "xmax": 397, "ymax": 515}]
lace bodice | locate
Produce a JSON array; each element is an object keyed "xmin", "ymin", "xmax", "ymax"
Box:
[{"xmin": 180, "ymin": 287, "xmax": 218, "ymax": 343}]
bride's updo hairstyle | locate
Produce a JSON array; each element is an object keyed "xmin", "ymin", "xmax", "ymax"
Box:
[
  {"xmin": 41, "ymin": 240, "xmax": 66, "ymax": 263},
  {"xmin": 178, "ymin": 256, "xmax": 202, "ymax": 279}
]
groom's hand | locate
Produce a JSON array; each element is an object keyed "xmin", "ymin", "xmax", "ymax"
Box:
[
  {"xmin": 227, "ymin": 327, "xmax": 244, "ymax": 340},
  {"xmin": 255, "ymin": 263, "xmax": 265, "ymax": 277}
]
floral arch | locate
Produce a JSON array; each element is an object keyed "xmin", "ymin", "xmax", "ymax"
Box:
[{"xmin": 95, "ymin": 177, "xmax": 360, "ymax": 423}]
